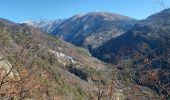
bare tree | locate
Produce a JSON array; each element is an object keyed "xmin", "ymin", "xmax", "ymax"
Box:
[{"xmin": 0, "ymin": 20, "xmax": 44, "ymax": 99}]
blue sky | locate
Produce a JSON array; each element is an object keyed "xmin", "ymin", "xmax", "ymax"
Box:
[{"xmin": 0, "ymin": 0, "xmax": 170, "ymax": 22}]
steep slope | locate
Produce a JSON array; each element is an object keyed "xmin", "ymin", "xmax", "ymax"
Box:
[
  {"xmin": 93, "ymin": 9, "xmax": 170, "ymax": 99},
  {"xmin": 50, "ymin": 12, "xmax": 137, "ymax": 50},
  {"xmin": 0, "ymin": 18, "xmax": 159, "ymax": 100},
  {"xmin": 94, "ymin": 8, "xmax": 170, "ymax": 62},
  {"xmin": 0, "ymin": 18, "xmax": 108, "ymax": 99}
]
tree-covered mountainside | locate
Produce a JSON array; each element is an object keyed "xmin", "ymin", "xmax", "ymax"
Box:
[
  {"xmin": 0, "ymin": 18, "xmax": 159, "ymax": 100},
  {"xmin": 93, "ymin": 8, "xmax": 170, "ymax": 62},
  {"xmin": 92, "ymin": 9, "xmax": 170, "ymax": 99},
  {"xmin": 0, "ymin": 18, "xmax": 109, "ymax": 99}
]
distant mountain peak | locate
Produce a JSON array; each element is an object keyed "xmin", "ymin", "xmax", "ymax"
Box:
[
  {"xmin": 51, "ymin": 12, "xmax": 137, "ymax": 50},
  {"xmin": 22, "ymin": 12, "xmax": 137, "ymax": 50},
  {"xmin": 23, "ymin": 19, "xmax": 65, "ymax": 33}
]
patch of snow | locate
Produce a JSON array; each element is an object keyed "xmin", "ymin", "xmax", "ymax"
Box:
[
  {"xmin": 83, "ymin": 25, "xmax": 88, "ymax": 30},
  {"xmin": 22, "ymin": 20, "xmax": 35, "ymax": 26}
]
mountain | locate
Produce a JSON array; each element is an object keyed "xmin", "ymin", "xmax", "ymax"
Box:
[
  {"xmin": 92, "ymin": 9, "xmax": 170, "ymax": 99},
  {"xmin": 93, "ymin": 9, "xmax": 170, "ymax": 62},
  {"xmin": 0, "ymin": 18, "xmax": 107, "ymax": 99},
  {"xmin": 0, "ymin": 18, "xmax": 17, "ymax": 26},
  {"xmin": 0, "ymin": 18, "xmax": 159, "ymax": 99},
  {"xmin": 51, "ymin": 12, "xmax": 137, "ymax": 50},
  {"xmin": 23, "ymin": 12, "xmax": 137, "ymax": 51},
  {"xmin": 23, "ymin": 19, "xmax": 65, "ymax": 33}
]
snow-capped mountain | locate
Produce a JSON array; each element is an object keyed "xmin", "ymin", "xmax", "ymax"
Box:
[{"xmin": 23, "ymin": 19, "xmax": 65, "ymax": 33}]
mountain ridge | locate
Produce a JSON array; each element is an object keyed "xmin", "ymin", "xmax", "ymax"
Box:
[
  {"xmin": 94, "ymin": 8, "xmax": 170, "ymax": 61},
  {"xmin": 23, "ymin": 12, "xmax": 137, "ymax": 51},
  {"xmin": 55, "ymin": 12, "xmax": 137, "ymax": 51}
]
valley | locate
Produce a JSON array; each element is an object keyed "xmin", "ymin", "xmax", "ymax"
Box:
[{"xmin": 0, "ymin": 3, "xmax": 170, "ymax": 100}]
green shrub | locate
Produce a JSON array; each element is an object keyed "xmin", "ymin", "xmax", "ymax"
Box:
[{"xmin": 0, "ymin": 30, "xmax": 12, "ymax": 45}]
